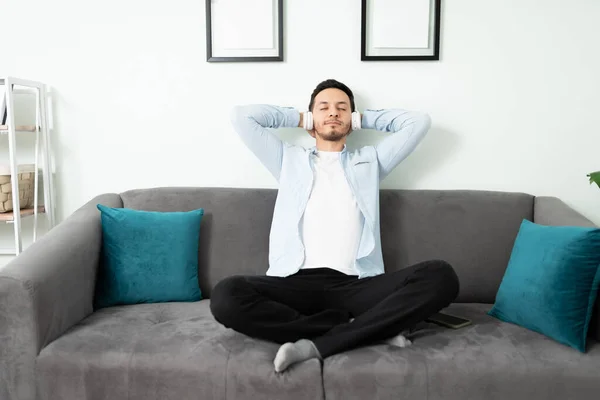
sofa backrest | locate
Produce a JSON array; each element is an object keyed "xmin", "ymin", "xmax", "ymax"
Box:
[
  {"xmin": 379, "ymin": 189, "xmax": 533, "ymax": 303},
  {"xmin": 119, "ymin": 187, "xmax": 534, "ymax": 304}
]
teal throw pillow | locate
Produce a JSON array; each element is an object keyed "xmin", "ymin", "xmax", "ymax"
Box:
[
  {"xmin": 488, "ymin": 219, "xmax": 600, "ymax": 352},
  {"xmin": 94, "ymin": 204, "xmax": 204, "ymax": 309}
]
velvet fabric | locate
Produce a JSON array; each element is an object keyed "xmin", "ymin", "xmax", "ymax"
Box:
[
  {"xmin": 94, "ymin": 205, "xmax": 204, "ymax": 309},
  {"xmin": 488, "ymin": 219, "xmax": 600, "ymax": 352}
]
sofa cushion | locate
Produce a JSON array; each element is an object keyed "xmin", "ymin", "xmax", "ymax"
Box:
[
  {"xmin": 323, "ymin": 303, "xmax": 600, "ymax": 400},
  {"xmin": 36, "ymin": 301, "xmax": 323, "ymax": 400},
  {"xmin": 488, "ymin": 219, "xmax": 600, "ymax": 352},
  {"xmin": 94, "ymin": 205, "xmax": 204, "ymax": 309}
]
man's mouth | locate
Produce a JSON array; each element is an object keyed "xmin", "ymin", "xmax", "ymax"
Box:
[{"xmin": 325, "ymin": 121, "xmax": 341, "ymax": 125}]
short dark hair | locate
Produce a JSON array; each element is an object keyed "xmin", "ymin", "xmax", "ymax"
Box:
[{"xmin": 308, "ymin": 79, "xmax": 356, "ymax": 112}]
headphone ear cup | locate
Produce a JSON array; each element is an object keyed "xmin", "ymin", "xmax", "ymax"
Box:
[
  {"xmin": 306, "ymin": 112, "xmax": 313, "ymax": 130},
  {"xmin": 352, "ymin": 111, "xmax": 361, "ymax": 130}
]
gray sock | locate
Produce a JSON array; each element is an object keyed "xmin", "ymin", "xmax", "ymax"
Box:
[
  {"xmin": 274, "ymin": 339, "xmax": 321, "ymax": 373},
  {"xmin": 384, "ymin": 333, "xmax": 412, "ymax": 347}
]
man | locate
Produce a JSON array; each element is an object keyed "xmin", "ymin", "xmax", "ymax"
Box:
[{"xmin": 210, "ymin": 79, "xmax": 459, "ymax": 373}]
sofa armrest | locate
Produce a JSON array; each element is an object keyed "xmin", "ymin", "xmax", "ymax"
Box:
[
  {"xmin": 534, "ymin": 196, "xmax": 600, "ymax": 344},
  {"xmin": 533, "ymin": 196, "xmax": 596, "ymax": 228},
  {"xmin": 0, "ymin": 193, "xmax": 122, "ymax": 400}
]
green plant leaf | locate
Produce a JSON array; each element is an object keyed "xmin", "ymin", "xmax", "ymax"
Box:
[{"xmin": 587, "ymin": 171, "xmax": 600, "ymax": 188}]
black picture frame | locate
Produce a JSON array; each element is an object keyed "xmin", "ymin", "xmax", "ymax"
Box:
[
  {"xmin": 206, "ymin": 0, "xmax": 284, "ymax": 62},
  {"xmin": 361, "ymin": 0, "xmax": 441, "ymax": 61}
]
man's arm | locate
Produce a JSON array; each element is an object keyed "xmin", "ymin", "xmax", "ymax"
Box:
[
  {"xmin": 230, "ymin": 104, "xmax": 301, "ymax": 181},
  {"xmin": 361, "ymin": 108, "xmax": 432, "ymax": 181}
]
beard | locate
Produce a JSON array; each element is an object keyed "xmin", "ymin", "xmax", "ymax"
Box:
[{"xmin": 314, "ymin": 123, "xmax": 351, "ymax": 142}]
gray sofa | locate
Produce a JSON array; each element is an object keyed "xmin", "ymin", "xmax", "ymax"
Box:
[{"xmin": 1, "ymin": 187, "xmax": 599, "ymax": 400}]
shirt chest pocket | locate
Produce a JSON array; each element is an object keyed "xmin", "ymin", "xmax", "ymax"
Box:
[
  {"xmin": 351, "ymin": 158, "xmax": 377, "ymax": 184},
  {"xmin": 352, "ymin": 157, "xmax": 375, "ymax": 170}
]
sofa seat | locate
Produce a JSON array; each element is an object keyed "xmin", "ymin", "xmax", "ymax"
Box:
[
  {"xmin": 323, "ymin": 303, "xmax": 600, "ymax": 400},
  {"xmin": 36, "ymin": 301, "xmax": 323, "ymax": 400},
  {"xmin": 36, "ymin": 300, "xmax": 600, "ymax": 400}
]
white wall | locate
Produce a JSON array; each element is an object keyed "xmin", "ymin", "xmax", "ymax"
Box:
[{"xmin": 1, "ymin": 0, "xmax": 599, "ymax": 234}]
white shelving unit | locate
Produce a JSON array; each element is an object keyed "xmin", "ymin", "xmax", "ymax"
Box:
[{"xmin": 0, "ymin": 76, "xmax": 56, "ymax": 255}]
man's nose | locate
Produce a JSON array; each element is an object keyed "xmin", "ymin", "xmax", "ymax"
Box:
[{"xmin": 329, "ymin": 110, "xmax": 339, "ymax": 117}]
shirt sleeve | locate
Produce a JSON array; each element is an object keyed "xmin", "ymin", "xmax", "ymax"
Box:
[
  {"xmin": 230, "ymin": 104, "xmax": 301, "ymax": 181},
  {"xmin": 361, "ymin": 108, "xmax": 431, "ymax": 181}
]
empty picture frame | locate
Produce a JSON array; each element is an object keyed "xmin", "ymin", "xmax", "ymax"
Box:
[
  {"xmin": 206, "ymin": 0, "xmax": 283, "ymax": 62},
  {"xmin": 361, "ymin": 0, "xmax": 441, "ymax": 61}
]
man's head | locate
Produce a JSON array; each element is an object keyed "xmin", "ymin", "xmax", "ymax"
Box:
[{"xmin": 307, "ymin": 79, "xmax": 356, "ymax": 144}]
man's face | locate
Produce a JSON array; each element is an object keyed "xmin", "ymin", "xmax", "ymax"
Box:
[{"xmin": 311, "ymin": 88, "xmax": 352, "ymax": 142}]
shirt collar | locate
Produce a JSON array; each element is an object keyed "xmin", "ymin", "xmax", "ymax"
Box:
[{"xmin": 308, "ymin": 144, "xmax": 347, "ymax": 155}]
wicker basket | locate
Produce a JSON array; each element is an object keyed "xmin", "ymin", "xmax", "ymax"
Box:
[{"xmin": 0, "ymin": 164, "xmax": 36, "ymax": 213}]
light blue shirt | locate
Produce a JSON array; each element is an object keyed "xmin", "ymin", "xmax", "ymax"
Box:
[{"xmin": 231, "ymin": 104, "xmax": 431, "ymax": 278}]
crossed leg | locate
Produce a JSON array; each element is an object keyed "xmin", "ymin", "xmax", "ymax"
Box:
[{"xmin": 210, "ymin": 260, "xmax": 460, "ymax": 372}]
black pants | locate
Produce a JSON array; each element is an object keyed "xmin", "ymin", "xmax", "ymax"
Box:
[{"xmin": 209, "ymin": 260, "xmax": 459, "ymax": 358}]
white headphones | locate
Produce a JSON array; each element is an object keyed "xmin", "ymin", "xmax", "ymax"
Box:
[{"xmin": 303, "ymin": 111, "xmax": 361, "ymax": 131}]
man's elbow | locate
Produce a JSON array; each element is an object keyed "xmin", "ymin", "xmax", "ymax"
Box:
[
  {"xmin": 419, "ymin": 112, "xmax": 432, "ymax": 130},
  {"xmin": 415, "ymin": 112, "xmax": 432, "ymax": 138},
  {"xmin": 393, "ymin": 110, "xmax": 432, "ymax": 135}
]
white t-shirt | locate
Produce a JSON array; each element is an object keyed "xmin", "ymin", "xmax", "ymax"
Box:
[{"xmin": 300, "ymin": 150, "xmax": 363, "ymax": 276}]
